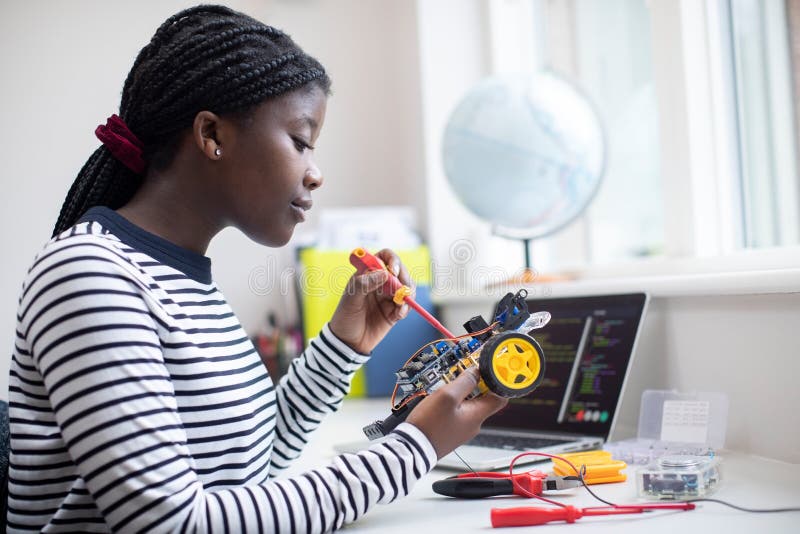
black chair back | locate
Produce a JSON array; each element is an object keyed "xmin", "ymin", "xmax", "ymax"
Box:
[{"xmin": 1, "ymin": 400, "xmax": 9, "ymax": 530}]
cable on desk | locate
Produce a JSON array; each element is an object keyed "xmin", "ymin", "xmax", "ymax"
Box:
[
  {"xmin": 455, "ymin": 450, "xmax": 800, "ymax": 519},
  {"xmin": 508, "ymin": 452, "xmax": 617, "ymax": 508},
  {"xmin": 504, "ymin": 452, "xmax": 800, "ymax": 515},
  {"xmin": 574, "ymin": 464, "xmax": 616, "ymax": 507},
  {"xmin": 687, "ymin": 498, "xmax": 800, "ymax": 514},
  {"xmin": 453, "ymin": 449, "xmax": 477, "ymax": 476}
]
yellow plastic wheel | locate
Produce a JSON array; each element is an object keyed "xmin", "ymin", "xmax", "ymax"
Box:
[{"xmin": 479, "ymin": 332, "xmax": 545, "ymax": 398}]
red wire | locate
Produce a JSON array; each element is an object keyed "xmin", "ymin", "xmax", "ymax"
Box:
[
  {"xmin": 506, "ymin": 451, "xmax": 696, "ymax": 514},
  {"xmin": 508, "ymin": 452, "xmax": 577, "ymax": 506}
]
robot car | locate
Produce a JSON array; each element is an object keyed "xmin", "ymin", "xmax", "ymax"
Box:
[{"xmin": 363, "ymin": 289, "xmax": 550, "ymax": 440}]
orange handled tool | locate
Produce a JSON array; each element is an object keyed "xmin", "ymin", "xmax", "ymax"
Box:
[{"xmin": 349, "ymin": 248, "xmax": 455, "ymax": 339}]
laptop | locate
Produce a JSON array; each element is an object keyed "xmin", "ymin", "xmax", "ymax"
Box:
[{"xmin": 336, "ymin": 292, "xmax": 649, "ymax": 471}]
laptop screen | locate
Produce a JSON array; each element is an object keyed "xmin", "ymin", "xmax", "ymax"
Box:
[{"xmin": 483, "ymin": 292, "xmax": 648, "ymax": 439}]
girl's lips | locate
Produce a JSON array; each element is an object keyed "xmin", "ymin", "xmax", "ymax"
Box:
[
  {"xmin": 290, "ymin": 201, "xmax": 309, "ymax": 222},
  {"xmin": 291, "ymin": 197, "xmax": 313, "ymax": 210}
]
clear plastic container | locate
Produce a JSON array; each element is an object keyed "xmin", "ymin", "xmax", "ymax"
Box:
[
  {"xmin": 604, "ymin": 390, "xmax": 728, "ymax": 465},
  {"xmin": 604, "ymin": 438, "xmax": 714, "ymax": 465},
  {"xmin": 636, "ymin": 454, "xmax": 721, "ymax": 499},
  {"xmin": 636, "ymin": 390, "xmax": 728, "ymax": 448}
]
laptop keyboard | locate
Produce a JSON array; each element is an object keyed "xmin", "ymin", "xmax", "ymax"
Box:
[{"xmin": 467, "ymin": 434, "xmax": 570, "ymax": 451}]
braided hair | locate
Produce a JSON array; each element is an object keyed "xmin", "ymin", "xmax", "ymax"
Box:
[{"xmin": 52, "ymin": 4, "xmax": 331, "ymax": 236}]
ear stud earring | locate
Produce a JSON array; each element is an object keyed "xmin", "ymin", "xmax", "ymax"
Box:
[{"xmin": 214, "ymin": 147, "xmax": 222, "ymax": 157}]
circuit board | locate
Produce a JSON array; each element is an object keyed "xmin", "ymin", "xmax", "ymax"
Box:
[{"xmin": 364, "ymin": 289, "xmax": 550, "ymax": 440}]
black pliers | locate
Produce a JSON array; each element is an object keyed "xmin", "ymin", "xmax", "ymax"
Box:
[{"xmin": 433, "ymin": 470, "xmax": 582, "ymax": 499}]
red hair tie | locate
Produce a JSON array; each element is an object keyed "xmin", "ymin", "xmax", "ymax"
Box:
[{"xmin": 95, "ymin": 114, "xmax": 146, "ymax": 174}]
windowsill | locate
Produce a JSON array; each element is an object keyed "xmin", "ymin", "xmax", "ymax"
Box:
[
  {"xmin": 433, "ymin": 266, "xmax": 800, "ymax": 304},
  {"xmin": 557, "ymin": 244, "xmax": 800, "ymax": 279},
  {"xmin": 431, "ymin": 247, "xmax": 800, "ymax": 303},
  {"xmin": 540, "ymin": 266, "xmax": 798, "ymax": 298}
]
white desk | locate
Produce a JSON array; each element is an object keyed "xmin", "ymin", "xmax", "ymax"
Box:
[{"xmin": 285, "ymin": 398, "xmax": 800, "ymax": 533}]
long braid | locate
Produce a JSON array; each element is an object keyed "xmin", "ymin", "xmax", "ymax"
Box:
[{"xmin": 52, "ymin": 4, "xmax": 331, "ymax": 236}]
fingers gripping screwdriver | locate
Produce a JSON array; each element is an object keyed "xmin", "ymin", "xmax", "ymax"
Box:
[{"xmin": 349, "ymin": 247, "xmax": 455, "ymax": 338}]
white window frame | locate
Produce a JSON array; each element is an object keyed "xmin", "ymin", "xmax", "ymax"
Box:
[
  {"xmin": 415, "ymin": 0, "xmax": 800, "ymax": 302},
  {"xmin": 483, "ymin": 0, "xmax": 800, "ymax": 277}
]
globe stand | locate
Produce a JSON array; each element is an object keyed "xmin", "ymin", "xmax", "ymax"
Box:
[
  {"xmin": 491, "ymin": 236, "xmax": 572, "ymax": 287},
  {"xmin": 519, "ymin": 237, "xmax": 538, "ymax": 284},
  {"xmin": 523, "ymin": 237, "xmax": 533, "ymax": 277}
]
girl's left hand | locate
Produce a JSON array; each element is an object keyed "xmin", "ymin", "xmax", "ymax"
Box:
[{"xmin": 328, "ymin": 249, "xmax": 413, "ymax": 354}]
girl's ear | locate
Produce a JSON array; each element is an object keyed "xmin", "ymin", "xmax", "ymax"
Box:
[{"xmin": 192, "ymin": 111, "xmax": 225, "ymax": 160}]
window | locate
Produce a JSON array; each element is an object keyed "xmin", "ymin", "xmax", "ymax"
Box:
[
  {"xmin": 488, "ymin": 0, "xmax": 800, "ymax": 272},
  {"xmin": 539, "ymin": 0, "xmax": 663, "ymax": 264},
  {"xmin": 729, "ymin": 0, "xmax": 800, "ymax": 247},
  {"xmin": 415, "ymin": 0, "xmax": 800, "ymax": 294}
]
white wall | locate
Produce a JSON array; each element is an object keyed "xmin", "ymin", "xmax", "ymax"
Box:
[
  {"xmin": 638, "ymin": 293, "xmax": 800, "ymax": 463},
  {"xmin": 0, "ymin": 0, "xmax": 425, "ymax": 398}
]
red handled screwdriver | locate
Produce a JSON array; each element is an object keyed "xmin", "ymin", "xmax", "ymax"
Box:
[
  {"xmin": 491, "ymin": 503, "xmax": 696, "ymax": 527},
  {"xmin": 349, "ymin": 248, "xmax": 455, "ymax": 339}
]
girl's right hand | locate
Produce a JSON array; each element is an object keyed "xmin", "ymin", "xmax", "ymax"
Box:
[{"xmin": 406, "ymin": 368, "xmax": 508, "ymax": 459}]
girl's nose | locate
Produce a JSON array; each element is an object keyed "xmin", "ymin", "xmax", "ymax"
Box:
[{"xmin": 304, "ymin": 164, "xmax": 323, "ymax": 191}]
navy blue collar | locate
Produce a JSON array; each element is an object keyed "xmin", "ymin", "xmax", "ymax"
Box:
[{"xmin": 79, "ymin": 206, "xmax": 213, "ymax": 284}]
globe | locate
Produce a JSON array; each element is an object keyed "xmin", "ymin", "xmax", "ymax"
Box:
[{"xmin": 442, "ymin": 72, "xmax": 605, "ymax": 242}]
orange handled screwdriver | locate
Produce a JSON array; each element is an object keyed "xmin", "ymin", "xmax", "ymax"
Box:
[{"xmin": 349, "ymin": 247, "xmax": 455, "ymax": 338}]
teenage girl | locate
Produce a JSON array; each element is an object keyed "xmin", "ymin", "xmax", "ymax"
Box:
[{"xmin": 7, "ymin": 5, "xmax": 506, "ymax": 532}]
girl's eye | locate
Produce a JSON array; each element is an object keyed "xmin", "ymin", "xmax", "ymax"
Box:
[{"xmin": 292, "ymin": 137, "xmax": 314, "ymax": 152}]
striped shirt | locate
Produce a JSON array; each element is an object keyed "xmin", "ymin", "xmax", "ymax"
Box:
[{"xmin": 8, "ymin": 206, "xmax": 436, "ymax": 532}]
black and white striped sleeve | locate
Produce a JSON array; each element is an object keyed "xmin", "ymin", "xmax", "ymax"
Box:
[
  {"xmin": 251, "ymin": 424, "xmax": 436, "ymax": 532},
  {"xmin": 16, "ymin": 240, "xmax": 437, "ymax": 532},
  {"xmin": 269, "ymin": 324, "xmax": 370, "ymax": 472}
]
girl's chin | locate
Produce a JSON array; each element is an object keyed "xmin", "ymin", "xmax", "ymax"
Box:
[{"xmin": 246, "ymin": 223, "xmax": 295, "ymax": 248}]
